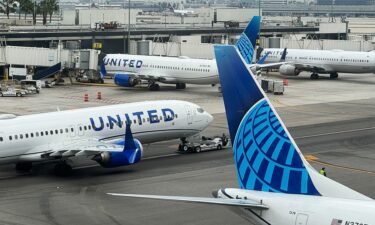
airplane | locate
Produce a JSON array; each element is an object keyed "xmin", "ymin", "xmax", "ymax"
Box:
[
  {"xmin": 259, "ymin": 47, "xmax": 375, "ymax": 79},
  {"xmin": 102, "ymin": 16, "xmax": 275, "ymax": 91},
  {"xmin": 0, "ymin": 100, "xmax": 212, "ymax": 175},
  {"xmin": 167, "ymin": 3, "xmax": 195, "ymax": 16},
  {"xmin": 108, "ymin": 46, "xmax": 375, "ymax": 224}
]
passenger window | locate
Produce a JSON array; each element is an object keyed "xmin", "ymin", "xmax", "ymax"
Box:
[
  {"xmin": 31, "ymin": 133, "xmax": 34, "ymax": 138},
  {"xmin": 41, "ymin": 132, "xmax": 44, "ymax": 136},
  {"xmin": 84, "ymin": 126, "xmax": 87, "ymax": 130},
  {"xmin": 65, "ymin": 128, "xmax": 69, "ymax": 133},
  {"xmin": 15, "ymin": 135, "xmax": 18, "ymax": 140},
  {"xmin": 88, "ymin": 125, "xmax": 91, "ymax": 130},
  {"xmin": 143, "ymin": 118, "xmax": 146, "ymax": 123},
  {"xmin": 8, "ymin": 136, "xmax": 12, "ymax": 141},
  {"xmin": 36, "ymin": 132, "xmax": 39, "ymax": 137},
  {"xmin": 71, "ymin": 128, "xmax": 74, "ymax": 132},
  {"xmin": 79, "ymin": 127, "xmax": 82, "ymax": 131},
  {"xmin": 50, "ymin": 130, "xmax": 53, "ymax": 135},
  {"xmin": 20, "ymin": 134, "xmax": 23, "ymax": 139},
  {"xmin": 106, "ymin": 123, "xmax": 109, "ymax": 127},
  {"xmin": 45, "ymin": 131, "xmax": 48, "ymax": 136},
  {"xmin": 175, "ymin": 114, "xmax": 178, "ymax": 118},
  {"xmin": 25, "ymin": 134, "xmax": 29, "ymax": 138},
  {"xmin": 133, "ymin": 119, "xmax": 136, "ymax": 124},
  {"xmin": 60, "ymin": 129, "xmax": 63, "ymax": 133},
  {"xmin": 0, "ymin": 137, "xmax": 3, "ymax": 142},
  {"xmin": 55, "ymin": 130, "xmax": 58, "ymax": 134}
]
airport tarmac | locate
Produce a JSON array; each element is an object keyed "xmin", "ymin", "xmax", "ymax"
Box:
[{"xmin": 0, "ymin": 72, "xmax": 374, "ymax": 225}]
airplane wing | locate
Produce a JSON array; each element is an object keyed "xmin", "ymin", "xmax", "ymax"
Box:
[
  {"xmin": 23, "ymin": 139, "xmax": 125, "ymax": 159},
  {"xmin": 107, "ymin": 193, "xmax": 269, "ymax": 209},
  {"xmin": 250, "ymin": 62, "xmax": 286, "ymax": 70}
]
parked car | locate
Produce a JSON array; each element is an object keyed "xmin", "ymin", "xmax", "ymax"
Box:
[
  {"xmin": 178, "ymin": 134, "xmax": 229, "ymax": 153},
  {"xmin": 0, "ymin": 87, "xmax": 27, "ymax": 97}
]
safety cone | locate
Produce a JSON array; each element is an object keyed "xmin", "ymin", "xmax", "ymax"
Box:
[
  {"xmin": 84, "ymin": 93, "xmax": 89, "ymax": 102},
  {"xmin": 283, "ymin": 79, "xmax": 289, "ymax": 86},
  {"xmin": 97, "ymin": 92, "xmax": 102, "ymax": 100}
]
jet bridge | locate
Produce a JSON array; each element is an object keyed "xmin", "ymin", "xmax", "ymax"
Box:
[{"xmin": 0, "ymin": 44, "xmax": 100, "ymax": 80}]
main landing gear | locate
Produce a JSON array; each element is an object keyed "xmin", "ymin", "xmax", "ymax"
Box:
[
  {"xmin": 310, "ymin": 73, "xmax": 319, "ymax": 80},
  {"xmin": 176, "ymin": 83, "xmax": 186, "ymax": 89},
  {"xmin": 148, "ymin": 82, "xmax": 160, "ymax": 91},
  {"xmin": 54, "ymin": 161, "xmax": 73, "ymax": 176},
  {"xmin": 15, "ymin": 162, "xmax": 33, "ymax": 172},
  {"xmin": 330, "ymin": 72, "xmax": 338, "ymax": 79}
]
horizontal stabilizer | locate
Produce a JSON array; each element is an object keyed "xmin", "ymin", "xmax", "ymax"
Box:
[{"xmin": 107, "ymin": 193, "xmax": 269, "ymax": 209}]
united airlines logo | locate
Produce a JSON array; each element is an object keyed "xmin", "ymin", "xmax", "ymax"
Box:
[
  {"xmin": 90, "ymin": 108, "xmax": 174, "ymax": 131},
  {"xmin": 233, "ymin": 99, "xmax": 320, "ymax": 195},
  {"xmin": 103, "ymin": 57, "xmax": 143, "ymax": 68}
]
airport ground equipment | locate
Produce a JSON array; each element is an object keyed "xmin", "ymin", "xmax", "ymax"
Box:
[
  {"xmin": 0, "ymin": 86, "xmax": 26, "ymax": 97},
  {"xmin": 178, "ymin": 134, "xmax": 229, "ymax": 153}
]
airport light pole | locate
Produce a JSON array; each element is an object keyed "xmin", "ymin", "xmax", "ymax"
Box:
[
  {"xmin": 258, "ymin": 0, "xmax": 261, "ymax": 17},
  {"xmin": 127, "ymin": 0, "xmax": 131, "ymax": 53}
]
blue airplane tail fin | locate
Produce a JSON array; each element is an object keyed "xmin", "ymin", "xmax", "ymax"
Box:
[
  {"xmin": 235, "ymin": 16, "xmax": 260, "ymax": 64},
  {"xmin": 214, "ymin": 45, "xmax": 321, "ymax": 196},
  {"xmin": 257, "ymin": 51, "xmax": 270, "ymax": 64}
]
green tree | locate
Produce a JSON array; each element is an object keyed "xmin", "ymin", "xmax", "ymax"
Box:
[
  {"xmin": 0, "ymin": 0, "xmax": 17, "ymax": 18},
  {"xmin": 19, "ymin": 0, "xmax": 33, "ymax": 20},
  {"xmin": 38, "ymin": 0, "xmax": 58, "ymax": 24},
  {"xmin": 46, "ymin": 0, "xmax": 58, "ymax": 23}
]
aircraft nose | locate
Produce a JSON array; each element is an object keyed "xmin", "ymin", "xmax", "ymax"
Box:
[{"xmin": 206, "ymin": 112, "xmax": 213, "ymax": 124}]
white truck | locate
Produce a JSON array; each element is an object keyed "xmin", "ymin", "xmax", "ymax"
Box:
[{"xmin": 178, "ymin": 134, "xmax": 229, "ymax": 153}]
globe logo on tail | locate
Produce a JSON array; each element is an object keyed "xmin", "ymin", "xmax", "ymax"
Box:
[{"xmin": 233, "ymin": 99, "xmax": 320, "ymax": 195}]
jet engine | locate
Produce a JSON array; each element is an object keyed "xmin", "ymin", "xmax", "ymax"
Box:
[
  {"xmin": 279, "ymin": 64, "xmax": 301, "ymax": 76},
  {"xmin": 92, "ymin": 139, "xmax": 143, "ymax": 168},
  {"xmin": 114, "ymin": 74, "xmax": 139, "ymax": 87}
]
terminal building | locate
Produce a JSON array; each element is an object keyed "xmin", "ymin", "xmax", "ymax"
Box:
[{"xmin": 317, "ymin": 0, "xmax": 374, "ymax": 5}]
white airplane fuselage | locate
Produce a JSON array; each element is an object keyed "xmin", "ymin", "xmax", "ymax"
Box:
[
  {"xmin": 0, "ymin": 100, "xmax": 212, "ymax": 164},
  {"xmin": 262, "ymin": 48, "xmax": 375, "ymax": 74},
  {"xmin": 219, "ymin": 188, "xmax": 375, "ymax": 225},
  {"xmin": 104, "ymin": 54, "xmax": 219, "ymax": 85}
]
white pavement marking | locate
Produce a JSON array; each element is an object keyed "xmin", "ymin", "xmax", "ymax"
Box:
[{"xmin": 295, "ymin": 126, "xmax": 375, "ymax": 139}]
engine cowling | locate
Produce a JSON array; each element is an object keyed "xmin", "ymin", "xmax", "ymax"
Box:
[
  {"xmin": 93, "ymin": 139, "xmax": 143, "ymax": 168},
  {"xmin": 114, "ymin": 74, "xmax": 139, "ymax": 87},
  {"xmin": 279, "ymin": 64, "xmax": 300, "ymax": 76}
]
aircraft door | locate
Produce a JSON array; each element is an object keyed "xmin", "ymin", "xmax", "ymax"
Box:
[
  {"xmin": 185, "ymin": 106, "xmax": 193, "ymax": 125},
  {"xmin": 295, "ymin": 214, "xmax": 309, "ymax": 225},
  {"xmin": 77, "ymin": 124, "xmax": 84, "ymax": 136},
  {"xmin": 69, "ymin": 125, "xmax": 76, "ymax": 138}
]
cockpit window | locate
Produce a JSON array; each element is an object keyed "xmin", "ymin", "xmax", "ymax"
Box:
[{"xmin": 197, "ymin": 108, "xmax": 204, "ymax": 113}]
